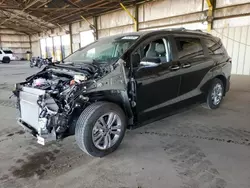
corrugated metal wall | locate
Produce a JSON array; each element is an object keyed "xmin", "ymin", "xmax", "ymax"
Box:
[
  {"xmin": 212, "ymin": 26, "xmax": 250, "ymax": 75},
  {"xmin": 0, "ymin": 29, "xmax": 30, "ymax": 59},
  {"xmin": 97, "ymin": 7, "xmax": 134, "ymax": 38}
]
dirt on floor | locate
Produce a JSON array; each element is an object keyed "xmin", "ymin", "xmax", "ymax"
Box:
[{"xmin": 0, "ymin": 61, "xmax": 250, "ymax": 188}]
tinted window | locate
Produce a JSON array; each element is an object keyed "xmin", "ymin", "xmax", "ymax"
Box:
[
  {"xmin": 0, "ymin": 51, "xmax": 2, "ymax": 54},
  {"xmin": 175, "ymin": 38, "xmax": 204, "ymax": 60},
  {"xmin": 204, "ymin": 38, "xmax": 225, "ymax": 55},
  {"xmin": 3, "ymin": 50, "xmax": 13, "ymax": 54},
  {"xmin": 141, "ymin": 38, "xmax": 170, "ymax": 63}
]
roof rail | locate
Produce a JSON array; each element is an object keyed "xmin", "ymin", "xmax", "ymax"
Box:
[
  {"xmin": 168, "ymin": 27, "xmax": 186, "ymax": 31},
  {"xmin": 163, "ymin": 28, "xmax": 212, "ymax": 36}
]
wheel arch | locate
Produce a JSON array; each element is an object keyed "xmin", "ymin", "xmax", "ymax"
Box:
[
  {"xmin": 68, "ymin": 90, "xmax": 133, "ymax": 135},
  {"xmin": 84, "ymin": 90, "xmax": 133, "ymax": 123},
  {"xmin": 215, "ymin": 75, "xmax": 227, "ymax": 95},
  {"xmin": 201, "ymin": 74, "xmax": 227, "ymax": 96}
]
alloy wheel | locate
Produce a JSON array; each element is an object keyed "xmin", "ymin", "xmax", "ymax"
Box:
[
  {"xmin": 92, "ymin": 112, "xmax": 122, "ymax": 150},
  {"xmin": 211, "ymin": 83, "xmax": 223, "ymax": 105}
]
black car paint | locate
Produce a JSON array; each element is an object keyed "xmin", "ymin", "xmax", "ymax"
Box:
[{"xmin": 121, "ymin": 30, "xmax": 231, "ymax": 125}]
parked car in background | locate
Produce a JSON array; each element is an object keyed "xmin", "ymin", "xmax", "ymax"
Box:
[
  {"xmin": 13, "ymin": 28, "xmax": 232, "ymax": 157},
  {"xmin": 0, "ymin": 50, "xmax": 15, "ymax": 63}
]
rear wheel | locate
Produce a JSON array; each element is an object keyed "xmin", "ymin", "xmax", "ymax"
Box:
[
  {"xmin": 2, "ymin": 57, "xmax": 10, "ymax": 64},
  {"xmin": 204, "ymin": 78, "xmax": 224, "ymax": 109},
  {"xmin": 75, "ymin": 102, "xmax": 126, "ymax": 157}
]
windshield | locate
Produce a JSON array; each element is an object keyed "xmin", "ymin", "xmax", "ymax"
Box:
[{"xmin": 64, "ymin": 35, "xmax": 139, "ymax": 64}]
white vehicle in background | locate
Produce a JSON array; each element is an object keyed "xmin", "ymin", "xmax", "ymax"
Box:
[{"xmin": 0, "ymin": 50, "xmax": 15, "ymax": 63}]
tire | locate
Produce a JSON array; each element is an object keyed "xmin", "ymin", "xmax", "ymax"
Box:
[
  {"xmin": 2, "ymin": 57, "xmax": 10, "ymax": 64},
  {"xmin": 75, "ymin": 102, "xmax": 127, "ymax": 157},
  {"xmin": 204, "ymin": 78, "xmax": 224, "ymax": 109}
]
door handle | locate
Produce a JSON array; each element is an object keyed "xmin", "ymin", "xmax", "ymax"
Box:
[
  {"xmin": 182, "ymin": 63, "xmax": 191, "ymax": 68},
  {"xmin": 170, "ymin": 65, "xmax": 180, "ymax": 71}
]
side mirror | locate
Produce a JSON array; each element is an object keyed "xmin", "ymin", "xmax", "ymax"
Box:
[
  {"xmin": 131, "ymin": 53, "xmax": 141, "ymax": 68},
  {"xmin": 140, "ymin": 57, "xmax": 161, "ymax": 67}
]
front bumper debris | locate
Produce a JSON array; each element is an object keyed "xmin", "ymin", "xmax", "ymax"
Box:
[{"xmin": 17, "ymin": 118, "xmax": 56, "ymax": 145}]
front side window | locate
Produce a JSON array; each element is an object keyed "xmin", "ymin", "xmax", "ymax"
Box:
[
  {"xmin": 64, "ymin": 35, "xmax": 139, "ymax": 64},
  {"xmin": 175, "ymin": 37, "xmax": 204, "ymax": 60},
  {"xmin": 203, "ymin": 38, "xmax": 225, "ymax": 55},
  {"xmin": 139, "ymin": 38, "xmax": 170, "ymax": 64}
]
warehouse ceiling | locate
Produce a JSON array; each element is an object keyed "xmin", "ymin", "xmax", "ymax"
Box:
[{"xmin": 0, "ymin": 0, "xmax": 146, "ymax": 35}]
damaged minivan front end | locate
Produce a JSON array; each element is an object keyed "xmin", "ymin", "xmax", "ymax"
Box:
[
  {"xmin": 13, "ymin": 33, "xmax": 140, "ymax": 156},
  {"xmin": 13, "ymin": 59, "xmax": 130, "ymax": 145}
]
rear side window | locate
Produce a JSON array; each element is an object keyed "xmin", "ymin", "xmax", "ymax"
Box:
[
  {"xmin": 203, "ymin": 38, "xmax": 225, "ymax": 55},
  {"xmin": 3, "ymin": 50, "xmax": 13, "ymax": 54},
  {"xmin": 175, "ymin": 37, "xmax": 204, "ymax": 60}
]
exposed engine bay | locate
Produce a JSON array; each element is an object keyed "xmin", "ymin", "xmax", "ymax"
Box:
[{"xmin": 13, "ymin": 62, "xmax": 124, "ymax": 144}]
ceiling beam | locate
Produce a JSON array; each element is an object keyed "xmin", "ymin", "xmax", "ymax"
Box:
[
  {"xmin": 0, "ymin": 0, "xmax": 41, "ymax": 26},
  {"xmin": 0, "ymin": 6, "xmax": 20, "ymax": 9},
  {"xmin": 35, "ymin": 0, "xmax": 53, "ymax": 9},
  {"xmin": 63, "ymin": 0, "xmax": 79, "ymax": 8},
  {"xmin": 39, "ymin": 0, "xmax": 81, "ymax": 19},
  {"xmin": 29, "ymin": 7, "xmax": 83, "ymax": 11},
  {"xmin": 2, "ymin": 9, "xmax": 53, "ymax": 30},
  {"xmin": 0, "ymin": 0, "xmax": 5, "ymax": 5},
  {"xmin": 47, "ymin": 0, "xmax": 109, "ymax": 23},
  {"xmin": 0, "ymin": 6, "xmax": 120, "ymax": 11},
  {"xmin": 3, "ymin": 21, "xmax": 41, "ymax": 33}
]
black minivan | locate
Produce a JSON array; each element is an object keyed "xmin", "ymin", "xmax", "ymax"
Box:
[{"xmin": 14, "ymin": 28, "xmax": 232, "ymax": 157}]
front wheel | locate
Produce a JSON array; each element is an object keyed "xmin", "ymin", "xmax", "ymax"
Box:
[
  {"xmin": 205, "ymin": 78, "xmax": 224, "ymax": 109},
  {"xmin": 2, "ymin": 57, "xmax": 10, "ymax": 64},
  {"xmin": 75, "ymin": 102, "xmax": 126, "ymax": 157}
]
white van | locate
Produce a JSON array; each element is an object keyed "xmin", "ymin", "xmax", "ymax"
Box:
[{"xmin": 0, "ymin": 50, "xmax": 15, "ymax": 63}]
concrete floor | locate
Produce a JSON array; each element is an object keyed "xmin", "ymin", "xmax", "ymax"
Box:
[{"xmin": 0, "ymin": 61, "xmax": 250, "ymax": 188}]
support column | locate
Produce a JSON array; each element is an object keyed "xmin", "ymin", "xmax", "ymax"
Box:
[
  {"xmin": 60, "ymin": 36, "xmax": 63, "ymax": 60},
  {"xmin": 93, "ymin": 16, "xmax": 98, "ymax": 40},
  {"xmin": 29, "ymin": 35, "xmax": 32, "ymax": 60},
  {"xmin": 39, "ymin": 33, "xmax": 42, "ymax": 57},
  {"xmin": 0, "ymin": 34, "xmax": 2, "ymax": 49},
  {"xmin": 206, "ymin": 0, "xmax": 215, "ymax": 32},
  {"xmin": 135, "ymin": 4, "xmax": 139, "ymax": 31},
  {"xmin": 69, "ymin": 23, "xmax": 73, "ymax": 54}
]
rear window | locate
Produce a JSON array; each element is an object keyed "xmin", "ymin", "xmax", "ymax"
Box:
[
  {"xmin": 175, "ymin": 37, "xmax": 204, "ymax": 60},
  {"xmin": 3, "ymin": 50, "xmax": 13, "ymax": 54},
  {"xmin": 203, "ymin": 38, "xmax": 225, "ymax": 55}
]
